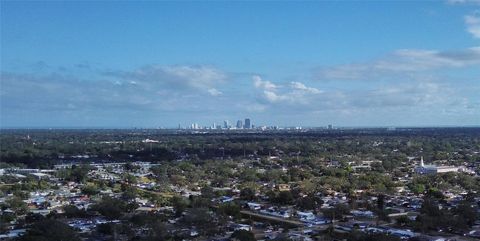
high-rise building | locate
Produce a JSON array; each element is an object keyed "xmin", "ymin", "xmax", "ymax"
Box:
[
  {"xmin": 189, "ymin": 123, "xmax": 200, "ymax": 129},
  {"xmin": 244, "ymin": 118, "xmax": 251, "ymax": 129},
  {"xmin": 328, "ymin": 124, "xmax": 333, "ymax": 130},
  {"xmin": 223, "ymin": 120, "xmax": 229, "ymax": 129},
  {"xmin": 236, "ymin": 120, "xmax": 243, "ymax": 129}
]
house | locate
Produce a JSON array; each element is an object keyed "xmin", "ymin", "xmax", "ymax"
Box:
[
  {"xmin": 219, "ymin": 196, "xmax": 234, "ymax": 203},
  {"xmin": 351, "ymin": 210, "xmax": 375, "ymax": 218},
  {"xmin": 0, "ymin": 229, "xmax": 26, "ymax": 239},
  {"xmin": 297, "ymin": 211, "xmax": 315, "ymax": 221},
  {"xmin": 387, "ymin": 228, "xmax": 415, "ymax": 239},
  {"xmin": 335, "ymin": 224, "xmax": 353, "ymax": 232},
  {"xmin": 247, "ymin": 202, "xmax": 262, "ymax": 210},
  {"xmin": 234, "ymin": 224, "xmax": 252, "ymax": 231},
  {"xmin": 260, "ymin": 207, "xmax": 291, "ymax": 218},
  {"xmin": 467, "ymin": 230, "xmax": 480, "ymax": 238},
  {"xmin": 278, "ymin": 184, "xmax": 291, "ymax": 192},
  {"xmin": 307, "ymin": 217, "xmax": 331, "ymax": 225},
  {"xmin": 264, "ymin": 230, "xmax": 282, "ymax": 240}
]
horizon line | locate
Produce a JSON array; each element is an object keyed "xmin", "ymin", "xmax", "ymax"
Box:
[{"xmin": 1, "ymin": 125, "xmax": 480, "ymax": 130}]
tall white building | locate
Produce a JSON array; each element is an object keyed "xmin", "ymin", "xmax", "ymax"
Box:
[{"xmin": 415, "ymin": 156, "xmax": 459, "ymax": 174}]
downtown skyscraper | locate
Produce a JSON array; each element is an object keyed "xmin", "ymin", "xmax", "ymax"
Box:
[{"xmin": 244, "ymin": 118, "xmax": 251, "ymax": 129}]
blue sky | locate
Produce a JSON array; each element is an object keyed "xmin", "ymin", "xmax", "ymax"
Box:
[{"xmin": 1, "ymin": 1, "xmax": 479, "ymax": 128}]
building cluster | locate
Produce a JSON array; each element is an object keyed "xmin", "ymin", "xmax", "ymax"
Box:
[
  {"xmin": 186, "ymin": 118, "xmax": 253, "ymax": 130},
  {"xmin": 172, "ymin": 120, "xmax": 342, "ymax": 132}
]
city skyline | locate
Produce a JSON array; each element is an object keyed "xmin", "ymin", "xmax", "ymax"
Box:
[{"xmin": 1, "ymin": 1, "xmax": 479, "ymax": 128}]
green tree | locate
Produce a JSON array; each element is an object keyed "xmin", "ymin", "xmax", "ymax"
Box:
[
  {"xmin": 218, "ymin": 202, "xmax": 241, "ymax": 219},
  {"xmin": 230, "ymin": 229, "xmax": 255, "ymax": 241},
  {"xmin": 322, "ymin": 203, "xmax": 351, "ymax": 221},
  {"xmin": 91, "ymin": 196, "xmax": 127, "ymax": 219},
  {"xmin": 64, "ymin": 205, "xmax": 87, "ymax": 218},
  {"xmin": 97, "ymin": 223, "xmax": 114, "ymax": 235},
  {"xmin": 81, "ymin": 184, "xmax": 99, "ymax": 196},
  {"xmin": 276, "ymin": 191, "xmax": 294, "ymax": 205},
  {"xmin": 240, "ymin": 188, "xmax": 256, "ymax": 201},
  {"xmin": 69, "ymin": 164, "xmax": 93, "ymax": 183},
  {"xmin": 18, "ymin": 219, "xmax": 81, "ymax": 241},
  {"xmin": 145, "ymin": 220, "xmax": 170, "ymax": 240},
  {"xmin": 6, "ymin": 196, "xmax": 28, "ymax": 215},
  {"xmin": 171, "ymin": 196, "xmax": 188, "ymax": 217},
  {"xmin": 122, "ymin": 173, "xmax": 137, "ymax": 184},
  {"xmin": 121, "ymin": 186, "xmax": 138, "ymax": 201},
  {"xmin": 453, "ymin": 200, "xmax": 478, "ymax": 227},
  {"xmin": 410, "ymin": 184, "xmax": 425, "ymax": 195},
  {"xmin": 296, "ymin": 195, "xmax": 323, "ymax": 211},
  {"xmin": 201, "ymin": 186, "xmax": 215, "ymax": 199}
]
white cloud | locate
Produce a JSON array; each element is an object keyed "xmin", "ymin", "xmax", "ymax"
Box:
[
  {"xmin": 160, "ymin": 65, "xmax": 226, "ymax": 89},
  {"xmin": 465, "ymin": 13, "xmax": 480, "ymax": 39},
  {"xmin": 353, "ymin": 82, "xmax": 448, "ymax": 108},
  {"xmin": 110, "ymin": 65, "xmax": 227, "ymax": 95},
  {"xmin": 253, "ymin": 75, "xmax": 278, "ymax": 91},
  {"xmin": 252, "ymin": 75, "xmax": 323, "ymax": 105},
  {"xmin": 1, "ymin": 65, "xmax": 230, "ymax": 115},
  {"xmin": 263, "ymin": 90, "xmax": 283, "ymax": 103},
  {"xmin": 246, "ymin": 72, "xmax": 478, "ymax": 118},
  {"xmin": 448, "ymin": 0, "xmax": 480, "ymax": 5},
  {"xmin": 290, "ymin": 81, "xmax": 322, "ymax": 94},
  {"xmin": 240, "ymin": 102, "xmax": 267, "ymax": 113},
  {"xmin": 317, "ymin": 47, "xmax": 480, "ymax": 80},
  {"xmin": 207, "ymin": 88, "xmax": 223, "ymax": 96}
]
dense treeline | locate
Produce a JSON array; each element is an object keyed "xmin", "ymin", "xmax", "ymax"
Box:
[{"xmin": 1, "ymin": 128, "xmax": 479, "ymax": 168}]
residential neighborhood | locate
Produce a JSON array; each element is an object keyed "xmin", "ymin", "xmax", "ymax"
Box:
[{"xmin": 1, "ymin": 128, "xmax": 479, "ymax": 240}]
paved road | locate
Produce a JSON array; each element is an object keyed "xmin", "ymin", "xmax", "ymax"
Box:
[
  {"xmin": 240, "ymin": 210, "xmax": 334, "ymax": 233},
  {"xmin": 240, "ymin": 210, "xmax": 304, "ymax": 227}
]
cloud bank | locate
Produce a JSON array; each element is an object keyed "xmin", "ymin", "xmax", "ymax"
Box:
[
  {"xmin": 1, "ymin": 52, "xmax": 478, "ymax": 127},
  {"xmin": 316, "ymin": 47, "xmax": 480, "ymax": 80}
]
